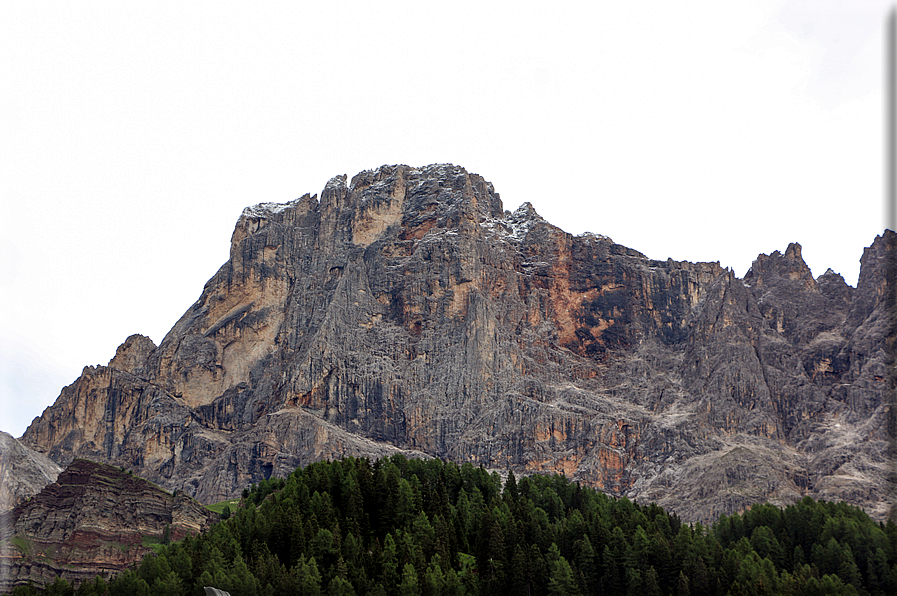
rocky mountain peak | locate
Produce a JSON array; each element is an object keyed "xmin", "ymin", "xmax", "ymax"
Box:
[
  {"xmin": 108, "ymin": 334, "xmax": 157, "ymax": 376},
  {"xmin": 849, "ymin": 229, "xmax": 897, "ymax": 329},
  {"xmin": 326, "ymin": 173, "xmax": 348, "ymax": 189},
  {"xmin": 783, "ymin": 241, "xmax": 803, "ymax": 260},
  {"xmin": 18, "ymin": 165, "xmax": 895, "ymax": 524},
  {"xmin": 511, "ymin": 201, "xmax": 540, "ymax": 219},
  {"xmin": 743, "ymin": 241, "xmax": 818, "ymax": 291},
  {"xmin": 816, "ymin": 268, "xmax": 854, "ymax": 306}
]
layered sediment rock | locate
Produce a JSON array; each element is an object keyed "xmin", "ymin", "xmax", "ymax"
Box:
[
  {"xmin": 0, "ymin": 459, "xmax": 215, "ymax": 591},
  {"xmin": 20, "ymin": 164, "xmax": 896, "ymax": 523}
]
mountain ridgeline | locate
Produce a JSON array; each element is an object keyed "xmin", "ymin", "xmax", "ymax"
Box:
[{"xmin": 18, "ymin": 163, "xmax": 896, "ymax": 524}]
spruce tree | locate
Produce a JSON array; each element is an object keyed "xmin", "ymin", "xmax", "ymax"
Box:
[
  {"xmin": 152, "ymin": 571, "xmax": 184, "ymax": 596},
  {"xmin": 547, "ymin": 555, "xmax": 580, "ymax": 596},
  {"xmin": 398, "ymin": 563, "xmax": 420, "ymax": 596}
]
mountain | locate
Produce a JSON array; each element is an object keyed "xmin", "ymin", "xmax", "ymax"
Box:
[
  {"xmin": 0, "ymin": 432, "xmax": 61, "ymax": 512},
  {"xmin": 0, "ymin": 458, "xmax": 215, "ymax": 592},
  {"xmin": 18, "ymin": 163, "xmax": 896, "ymax": 523}
]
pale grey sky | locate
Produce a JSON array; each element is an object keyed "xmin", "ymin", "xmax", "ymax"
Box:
[{"xmin": 1, "ymin": 1, "xmax": 891, "ymax": 437}]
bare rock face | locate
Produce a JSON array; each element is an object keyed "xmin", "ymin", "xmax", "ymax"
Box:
[
  {"xmin": 0, "ymin": 432, "xmax": 62, "ymax": 512},
  {"xmin": 20, "ymin": 164, "xmax": 896, "ymax": 523},
  {"xmin": 0, "ymin": 458, "xmax": 215, "ymax": 591}
]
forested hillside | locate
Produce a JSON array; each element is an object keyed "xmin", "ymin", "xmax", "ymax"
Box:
[{"xmin": 16, "ymin": 456, "xmax": 897, "ymax": 595}]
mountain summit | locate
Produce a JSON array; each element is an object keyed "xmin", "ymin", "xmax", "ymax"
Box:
[{"xmin": 19, "ymin": 164, "xmax": 895, "ymax": 523}]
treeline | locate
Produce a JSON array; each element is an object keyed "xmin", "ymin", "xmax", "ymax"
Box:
[{"xmin": 15, "ymin": 455, "xmax": 897, "ymax": 595}]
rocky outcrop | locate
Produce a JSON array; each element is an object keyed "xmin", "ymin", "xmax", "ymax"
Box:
[
  {"xmin": 0, "ymin": 432, "xmax": 62, "ymax": 513},
  {"xmin": 0, "ymin": 458, "xmax": 215, "ymax": 592},
  {"xmin": 20, "ymin": 164, "xmax": 896, "ymax": 523}
]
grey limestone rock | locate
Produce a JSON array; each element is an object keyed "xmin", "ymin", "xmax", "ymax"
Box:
[
  {"xmin": 19, "ymin": 164, "xmax": 896, "ymax": 523},
  {"xmin": 0, "ymin": 432, "xmax": 62, "ymax": 512}
]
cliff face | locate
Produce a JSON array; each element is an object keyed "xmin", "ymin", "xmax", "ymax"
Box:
[
  {"xmin": 0, "ymin": 459, "xmax": 215, "ymax": 591},
  {"xmin": 20, "ymin": 164, "xmax": 896, "ymax": 523},
  {"xmin": 0, "ymin": 432, "xmax": 61, "ymax": 513}
]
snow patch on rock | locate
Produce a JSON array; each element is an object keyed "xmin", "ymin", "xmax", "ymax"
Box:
[{"xmin": 242, "ymin": 199, "xmax": 303, "ymax": 219}]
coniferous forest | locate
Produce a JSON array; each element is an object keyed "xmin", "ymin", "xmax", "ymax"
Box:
[{"xmin": 16, "ymin": 455, "xmax": 897, "ymax": 596}]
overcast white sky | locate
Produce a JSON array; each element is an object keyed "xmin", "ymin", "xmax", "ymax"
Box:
[{"xmin": 1, "ymin": 1, "xmax": 892, "ymax": 438}]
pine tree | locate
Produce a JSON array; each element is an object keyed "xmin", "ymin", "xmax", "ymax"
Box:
[
  {"xmin": 835, "ymin": 542, "xmax": 862, "ymax": 589},
  {"xmin": 152, "ymin": 571, "xmax": 185, "ymax": 596},
  {"xmin": 509, "ymin": 544, "xmax": 531, "ymax": 595},
  {"xmin": 574, "ymin": 534, "xmax": 597, "ymax": 591},
  {"xmin": 398, "ymin": 563, "xmax": 420, "ymax": 596},
  {"xmin": 343, "ymin": 531, "xmax": 361, "ymax": 566},
  {"xmin": 547, "ymin": 555, "xmax": 580, "ymax": 596},
  {"xmin": 312, "ymin": 527, "xmax": 340, "ymax": 575},
  {"xmin": 293, "ymin": 554, "xmax": 323, "ymax": 596},
  {"xmin": 397, "ymin": 479, "xmax": 418, "ymax": 528},
  {"xmin": 328, "ymin": 576, "xmax": 357, "ymax": 596},
  {"xmin": 138, "ymin": 552, "xmax": 172, "ymax": 586},
  {"xmin": 11, "ymin": 583, "xmax": 40, "ymax": 596},
  {"xmin": 504, "ymin": 470, "xmax": 519, "ymax": 505},
  {"xmin": 684, "ymin": 556, "xmax": 710, "ymax": 596},
  {"xmin": 227, "ymin": 552, "xmax": 261, "ymax": 596},
  {"xmin": 422, "ymin": 562, "xmax": 446, "ymax": 596},
  {"xmin": 625, "ymin": 525, "xmax": 651, "ymax": 571},
  {"xmin": 676, "ymin": 570, "xmax": 691, "ymax": 596},
  {"xmin": 457, "ymin": 552, "xmax": 479, "ymax": 595},
  {"xmin": 642, "ymin": 567, "xmax": 662, "ymax": 596},
  {"xmin": 412, "ymin": 511, "xmax": 436, "ymax": 557},
  {"xmin": 74, "ymin": 576, "xmax": 107, "ymax": 596},
  {"xmin": 624, "ymin": 566, "xmax": 642, "ymax": 596},
  {"xmin": 381, "ymin": 533, "xmax": 401, "ymax": 591},
  {"xmin": 168, "ymin": 545, "xmax": 193, "ymax": 584},
  {"xmin": 865, "ymin": 546, "xmax": 888, "ymax": 593},
  {"xmin": 750, "ymin": 525, "xmax": 785, "ymax": 567},
  {"xmin": 601, "ymin": 543, "xmax": 624, "ymax": 594},
  {"xmin": 43, "ymin": 577, "xmax": 74, "ymax": 596},
  {"xmin": 400, "ymin": 528, "xmax": 426, "ymax": 572},
  {"xmin": 442, "ymin": 568, "xmax": 464, "ymax": 596},
  {"xmin": 193, "ymin": 571, "xmax": 214, "ymax": 596},
  {"xmin": 253, "ymin": 550, "xmax": 290, "ymax": 594}
]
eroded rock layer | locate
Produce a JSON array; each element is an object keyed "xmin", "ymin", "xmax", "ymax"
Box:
[
  {"xmin": 20, "ymin": 164, "xmax": 896, "ymax": 523},
  {"xmin": 0, "ymin": 459, "xmax": 215, "ymax": 591}
]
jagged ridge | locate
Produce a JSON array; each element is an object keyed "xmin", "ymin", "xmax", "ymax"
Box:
[{"xmin": 18, "ymin": 163, "xmax": 896, "ymax": 523}]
